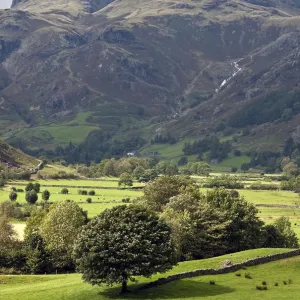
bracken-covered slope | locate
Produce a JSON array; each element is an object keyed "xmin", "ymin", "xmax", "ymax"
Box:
[
  {"xmin": 0, "ymin": 139, "xmax": 38, "ymax": 168},
  {"xmin": 1, "ymin": 0, "xmax": 300, "ymax": 154}
]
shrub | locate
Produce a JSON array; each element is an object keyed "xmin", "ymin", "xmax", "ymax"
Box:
[
  {"xmin": 25, "ymin": 191, "xmax": 38, "ymax": 205},
  {"xmin": 9, "ymin": 191, "xmax": 18, "ymax": 202},
  {"xmin": 235, "ymin": 273, "xmax": 241, "ymax": 277},
  {"xmin": 86, "ymin": 198, "xmax": 92, "ymax": 203},
  {"xmin": 61, "ymin": 188, "xmax": 69, "ymax": 195},
  {"xmin": 204, "ymin": 175, "xmax": 244, "ymax": 189},
  {"xmin": 231, "ymin": 167, "xmax": 238, "ymax": 173},
  {"xmin": 262, "ymin": 281, "xmax": 267, "ymax": 286},
  {"xmin": 122, "ymin": 198, "xmax": 130, "ymax": 203},
  {"xmin": 16, "ymin": 189, "xmax": 24, "ymax": 193},
  {"xmin": 249, "ymin": 183, "xmax": 278, "ymax": 190},
  {"xmin": 81, "ymin": 190, "xmax": 88, "ymax": 195},
  {"xmin": 275, "ymin": 282, "xmax": 279, "ymax": 286},
  {"xmin": 209, "ymin": 280, "xmax": 215, "ymax": 285},
  {"xmin": 42, "ymin": 190, "xmax": 50, "ymax": 201},
  {"xmin": 88, "ymin": 190, "xmax": 95, "ymax": 196},
  {"xmin": 25, "ymin": 183, "xmax": 34, "ymax": 192},
  {"xmin": 245, "ymin": 273, "xmax": 252, "ymax": 279}
]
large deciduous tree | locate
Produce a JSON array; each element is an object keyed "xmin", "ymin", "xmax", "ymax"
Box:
[
  {"xmin": 73, "ymin": 205, "xmax": 177, "ymax": 293},
  {"xmin": 142, "ymin": 175, "xmax": 195, "ymax": 211},
  {"xmin": 40, "ymin": 201, "xmax": 87, "ymax": 269}
]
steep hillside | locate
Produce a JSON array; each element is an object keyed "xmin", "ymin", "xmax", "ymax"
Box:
[
  {"xmin": 1, "ymin": 0, "xmax": 300, "ymax": 162},
  {"xmin": 0, "ymin": 139, "xmax": 38, "ymax": 168}
]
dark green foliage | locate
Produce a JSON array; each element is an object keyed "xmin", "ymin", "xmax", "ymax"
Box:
[
  {"xmin": 183, "ymin": 137, "xmax": 231, "ymax": 161},
  {"xmin": 9, "ymin": 191, "xmax": 18, "ymax": 202},
  {"xmin": 262, "ymin": 217, "xmax": 298, "ymax": 248},
  {"xmin": 42, "ymin": 190, "xmax": 50, "ymax": 201},
  {"xmin": 235, "ymin": 273, "xmax": 241, "ymax": 277},
  {"xmin": 245, "ymin": 273, "xmax": 252, "ymax": 279},
  {"xmin": 25, "ymin": 183, "xmax": 34, "ymax": 192},
  {"xmin": 61, "ymin": 188, "xmax": 69, "ymax": 194},
  {"xmin": 204, "ymin": 175, "xmax": 244, "ymax": 189},
  {"xmin": 88, "ymin": 190, "xmax": 95, "ymax": 196},
  {"xmin": 78, "ymin": 190, "xmax": 88, "ymax": 195},
  {"xmin": 178, "ymin": 156, "xmax": 188, "ymax": 166},
  {"xmin": 262, "ymin": 281, "xmax": 267, "ymax": 285},
  {"xmin": 209, "ymin": 280, "xmax": 216, "ymax": 285},
  {"xmin": 25, "ymin": 191, "xmax": 38, "ymax": 204},
  {"xmin": 24, "ymin": 234, "xmax": 52, "ymax": 274},
  {"xmin": 275, "ymin": 282, "xmax": 279, "ymax": 286},
  {"xmin": 205, "ymin": 189, "xmax": 264, "ymax": 253},
  {"xmin": 86, "ymin": 198, "xmax": 92, "ymax": 203},
  {"xmin": 229, "ymin": 91, "xmax": 300, "ymax": 128},
  {"xmin": 249, "ymin": 183, "xmax": 278, "ymax": 190},
  {"xmin": 73, "ymin": 205, "xmax": 177, "ymax": 293},
  {"xmin": 25, "ymin": 182, "xmax": 40, "ymax": 193},
  {"xmin": 33, "ymin": 183, "xmax": 40, "ymax": 193},
  {"xmin": 283, "ymin": 281, "xmax": 288, "ymax": 285}
]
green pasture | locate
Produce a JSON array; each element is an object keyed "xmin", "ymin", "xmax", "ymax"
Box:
[
  {"xmin": 0, "ymin": 248, "xmax": 298, "ymax": 300},
  {"xmin": 8, "ymin": 179, "xmax": 144, "ymax": 188}
]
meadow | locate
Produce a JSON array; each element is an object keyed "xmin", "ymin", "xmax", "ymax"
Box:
[
  {"xmin": 0, "ymin": 248, "xmax": 298, "ymax": 300},
  {"xmin": 1, "ymin": 173, "xmax": 300, "ymax": 234}
]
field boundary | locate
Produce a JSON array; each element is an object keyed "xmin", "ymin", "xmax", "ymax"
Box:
[
  {"xmin": 142, "ymin": 249, "xmax": 300, "ymax": 289},
  {"xmin": 8, "ymin": 183, "xmax": 143, "ymax": 190}
]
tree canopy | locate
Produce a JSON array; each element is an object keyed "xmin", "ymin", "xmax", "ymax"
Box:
[{"xmin": 73, "ymin": 205, "xmax": 177, "ymax": 293}]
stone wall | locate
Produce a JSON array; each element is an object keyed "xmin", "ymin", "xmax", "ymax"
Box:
[{"xmin": 143, "ymin": 249, "xmax": 300, "ymax": 289}]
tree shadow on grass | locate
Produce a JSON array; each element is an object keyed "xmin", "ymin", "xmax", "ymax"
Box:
[{"xmin": 100, "ymin": 279, "xmax": 235, "ymax": 299}]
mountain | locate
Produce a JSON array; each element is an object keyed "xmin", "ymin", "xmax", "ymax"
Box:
[
  {"xmin": 0, "ymin": 139, "xmax": 38, "ymax": 169},
  {"xmin": 1, "ymin": 0, "xmax": 300, "ymax": 163}
]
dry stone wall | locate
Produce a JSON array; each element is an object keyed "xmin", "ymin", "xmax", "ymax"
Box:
[{"xmin": 143, "ymin": 249, "xmax": 300, "ymax": 289}]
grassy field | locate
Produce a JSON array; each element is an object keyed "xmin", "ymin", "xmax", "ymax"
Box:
[
  {"xmin": 3, "ymin": 177, "xmax": 300, "ymax": 235},
  {"xmin": 0, "ymin": 248, "xmax": 297, "ymax": 300},
  {"xmin": 1, "ymin": 179, "xmax": 144, "ymax": 217}
]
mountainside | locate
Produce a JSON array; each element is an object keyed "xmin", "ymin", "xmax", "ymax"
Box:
[
  {"xmin": 1, "ymin": 0, "xmax": 300, "ymax": 163},
  {"xmin": 0, "ymin": 139, "xmax": 38, "ymax": 168}
]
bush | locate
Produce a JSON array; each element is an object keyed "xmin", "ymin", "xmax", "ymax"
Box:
[
  {"xmin": 25, "ymin": 191, "xmax": 38, "ymax": 204},
  {"xmin": 245, "ymin": 273, "xmax": 252, "ymax": 279},
  {"xmin": 42, "ymin": 190, "xmax": 50, "ymax": 201},
  {"xmin": 283, "ymin": 281, "xmax": 288, "ymax": 285},
  {"xmin": 88, "ymin": 190, "xmax": 95, "ymax": 196},
  {"xmin": 262, "ymin": 281, "xmax": 267, "ymax": 286},
  {"xmin": 16, "ymin": 189, "xmax": 24, "ymax": 193},
  {"xmin": 86, "ymin": 198, "xmax": 92, "ymax": 203},
  {"xmin": 209, "ymin": 280, "xmax": 215, "ymax": 285},
  {"xmin": 9, "ymin": 191, "xmax": 18, "ymax": 202},
  {"xmin": 249, "ymin": 183, "xmax": 278, "ymax": 190},
  {"xmin": 61, "ymin": 188, "xmax": 69, "ymax": 195},
  {"xmin": 122, "ymin": 198, "xmax": 130, "ymax": 203},
  {"xmin": 274, "ymin": 282, "xmax": 279, "ymax": 286},
  {"xmin": 204, "ymin": 175, "xmax": 244, "ymax": 189},
  {"xmin": 231, "ymin": 167, "xmax": 238, "ymax": 173},
  {"xmin": 25, "ymin": 183, "xmax": 34, "ymax": 192},
  {"xmin": 235, "ymin": 273, "xmax": 241, "ymax": 277}
]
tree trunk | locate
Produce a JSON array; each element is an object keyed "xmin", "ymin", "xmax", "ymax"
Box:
[{"xmin": 121, "ymin": 273, "xmax": 128, "ymax": 294}]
